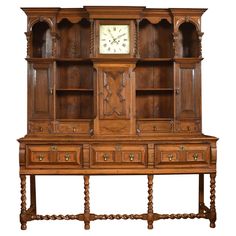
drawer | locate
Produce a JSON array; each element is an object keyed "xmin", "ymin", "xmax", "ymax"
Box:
[
  {"xmin": 26, "ymin": 145, "xmax": 81, "ymax": 168},
  {"xmin": 137, "ymin": 121, "xmax": 173, "ymax": 134},
  {"xmin": 155, "ymin": 144, "xmax": 210, "ymax": 167},
  {"xmin": 28, "ymin": 121, "xmax": 52, "ymax": 134},
  {"xmin": 55, "ymin": 121, "xmax": 91, "ymax": 135},
  {"xmin": 90, "ymin": 144, "xmax": 147, "ymax": 168},
  {"xmin": 175, "ymin": 121, "xmax": 201, "ymax": 133}
]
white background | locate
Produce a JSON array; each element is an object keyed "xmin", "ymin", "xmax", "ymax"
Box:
[{"xmin": 0, "ymin": 0, "xmax": 235, "ymax": 235}]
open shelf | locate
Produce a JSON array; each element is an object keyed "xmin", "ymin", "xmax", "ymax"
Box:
[
  {"xmin": 136, "ymin": 92, "xmax": 174, "ymax": 119},
  {"xmin": 56, "ymin": 91, "xmax": 94, "ymax": 119},
  {"xmin": 57, "ymin": 18, "xmax": 90, "ymax": 58},
  {"xmin": 135, "ymin": 61, "xmax": 173, "ymax": 90},
  {"xmin": 139, "ymin": 19, "xmax": 173, "ymax": 58}
]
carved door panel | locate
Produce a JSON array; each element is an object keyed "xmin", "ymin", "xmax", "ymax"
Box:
[
  {"xmin": 28, "ymin": 62, "xmax": 53, "ymax": 119},
  {"xmin": 98, "ymin": 67, "xmax": 131, "ymax": 119},
  {"xmin": 175, "ymin": 62, "xmax": 201, "ymax": 119}
]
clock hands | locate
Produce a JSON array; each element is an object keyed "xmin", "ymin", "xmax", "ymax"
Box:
[{"xmin": 111, "ymin": 33, "xmax": 127, "ymax": 45}]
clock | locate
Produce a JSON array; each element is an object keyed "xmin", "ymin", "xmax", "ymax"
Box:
[{"xmin": 99, "ymin": 25, "xmax": 130, "ymax": 54}]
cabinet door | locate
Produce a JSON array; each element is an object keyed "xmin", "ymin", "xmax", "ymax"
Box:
[
  {"xmin": 28, "ymin": 62, "xmax": 53, "ymax": 119},
  {"xmin": 175, "ymin": 62, "xmax": 201, "ymax": 119},
  {"xmin": 98, "ymin": 67, "xmax": 131, "ymax": 119}
]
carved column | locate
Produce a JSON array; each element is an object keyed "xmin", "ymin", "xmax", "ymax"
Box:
[
  {"xmin": 209, "ymin": 173, "xmax": 216, "ymax": 228},
  {"xmin": 198, "ymin": 174, "xmax": 204, "ymax": 213},
  {"xmin": 25, "ymin": 31, "xmax": 32, "ymax": 58},
  {"xmin": 20, "ymin": 175, "xmax": 27, "ymax": 230},
  {"xmin": 147, "ymin": 175, "xmax": 154, "ymax": 229},
  {"xmin": 84, "ymin": 175, "xmax": 90, "ymax": 229}
]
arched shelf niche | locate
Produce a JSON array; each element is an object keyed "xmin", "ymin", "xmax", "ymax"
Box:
[
  {"xmin": 178, "ymin": 22, "xmax": 200, "ymax": 58},
  {"xmin": 32, "ymin": 21, "xmax": 52, "ymax": 58}
]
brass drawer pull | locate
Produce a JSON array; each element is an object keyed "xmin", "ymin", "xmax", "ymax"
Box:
[
  {"xmin": 153, "ymin": 126, "xmax": 157, "ymax": 131},
  {"xmin": 65, "ymin": 153, "xmax": 70, "ymax": 161},
  {"xmin": 193, "ymin": 153, "xmax": 198, "ymax": 161},
  {"xmin": 180, "ymin": 146, "xmax": 184, "ymax": 151},
  {"xmin": 103, "ymin": 153, "xmax": 109, "ymax": 161},
  {"xmin": 73, "ymin": 127, "xmax": 76, "ymax": 133},
  {"xmin": 168, "ymin": 154, "xmax": 173, "ymax": 161},
  {"xmin": 129, "ymin": 153, "xmax": 134, "ymax": 161},
  {"xmin": 38, "ymin": 154, "xmax": 44, "ymax": 161},
  {"xmin": 51, "ymin": 146, "xmax": 57, "ymax": 151}
]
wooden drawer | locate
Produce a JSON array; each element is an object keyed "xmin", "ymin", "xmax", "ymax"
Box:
[
  {"xmin": 137, "ymin": 120, "xmax": 173, "ymax": 134},
  {"xmin": 155, "ymin": 144, "xmax": 210, "ymax": 167},
  {"xmin": 55, "ymin": 121, "xmax": 91, "ymax": 135},
  {"xmin": 28, "ymin": 121, "xmax": 52, "ymax": 134},
  {"xmin": 91, "ymin": 144, "xmax": 147, "ymax": 168},
  {"xmin": 26, "ymin": 145, "xmax": 81, "ymax": 168},
  {"xmin": 175, "ymin": 121, "xmax": 201, "ymax": 133}
]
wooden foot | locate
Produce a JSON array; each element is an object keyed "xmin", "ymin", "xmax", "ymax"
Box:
[
  {"xmin": 20, "ymin": 175, "xmax": 27, "ymax": 230},
  {"xmin": 209, "ymin": 173, "xmax": 216, "ymax": 228},
  {"xmin": 84, "ymin": 175, "xmax": 90, "ymax": 230},
  {"xmin": 199, "ymin": 174, "xmax": 204, "ymax": 214},
  {"xmin": 147, "ymin": 175, "xmax": 154, "ymax": 229}
]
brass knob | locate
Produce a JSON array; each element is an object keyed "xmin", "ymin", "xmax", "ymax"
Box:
[
  {"xmin": 65, "ymin": 153, "xmax": 70, "ymax": 161},
  {"xmin": 38, "ymin": 154, "xmax": 44, "ymax": 161},
  {"xmin": 193, "ymin": 153, "xmax": 198, "ymax": 161},
  {"xmin": 168, "ymin": 154, "xmax": 173, "ymax": 161},
  {"xmin": 39, "ymin": 127, "xmax": 43, "ymax": 132},
  {"xmin": 103, "ymin": 153, "xmax": 109, "ymax": 161},
  {"xmin": 129, "ymin": 153, "xmax": 134, "ymax": 161},
  {"xmin": 51, "ymin": 146, "xmax": 57, "ymax": 151},
  {"xmin": 73, "ymin": 127, "xmax": 76, "ymax": 133}
]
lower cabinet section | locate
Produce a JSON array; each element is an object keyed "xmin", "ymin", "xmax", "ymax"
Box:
[
  {"xmin": 90, "ymin": 144, "xmax": 147, "ymax": 168},
  {"xmin": 22, "ymin": 141, "xmax": 215, "ymax": 172},
  {"xmin": 26, "ymin": 145, "xmax": 81, "ymax": 168}
]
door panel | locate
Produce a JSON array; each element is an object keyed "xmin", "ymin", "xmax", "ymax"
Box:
[
  {"xmin": 29, "ymin": 62, "xmax": 53, "ymax": 119},
  {"xmin": 175, "ymin": 63, "xmax": 201, "ymax": 119}
]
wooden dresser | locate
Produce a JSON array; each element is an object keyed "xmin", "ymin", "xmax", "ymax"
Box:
[{"xmin": 18, "ymin": 6, "xmax": 218, "ymax": 230}]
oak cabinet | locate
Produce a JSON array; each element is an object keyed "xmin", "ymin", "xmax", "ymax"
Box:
[{"xmin": 18, "ymin": 6, "xmax": 217, "ymax": 231}]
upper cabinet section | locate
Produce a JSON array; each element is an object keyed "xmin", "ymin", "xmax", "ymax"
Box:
[{"xmin": 22, "ymin": 7, "xmax": 206, "ymax": 60}]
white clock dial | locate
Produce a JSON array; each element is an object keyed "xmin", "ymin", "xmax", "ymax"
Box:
[{"xmin": 99, "ymin": 25, "xmax": 130, "ymax": 54}]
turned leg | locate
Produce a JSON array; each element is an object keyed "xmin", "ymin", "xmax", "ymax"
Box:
[
  {"xmin": 84, "ymin": 175, "xmax": 90, "ymax": 230},
  {"xmin": 199, "ymin": 174, "xmax": 204, "ymax": 213},
  {"xmin": 147, "ymin": 175, "xmax": 154, "ymax": 229},
  {"xmin": 209, "ymin": 173, "xmax": 216, "ymax": 228},
  {"xmin": 30, "ymin": 175, "xmax": 37, "ymax": 215},
  {"xmin": 20, "ymin": 175, "xmax": 27, "ymax": 230}
]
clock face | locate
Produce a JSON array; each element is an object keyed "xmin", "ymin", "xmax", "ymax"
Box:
[{"xmin": 99, "ymin": 25, "xmax": 130, "ymax": 54}]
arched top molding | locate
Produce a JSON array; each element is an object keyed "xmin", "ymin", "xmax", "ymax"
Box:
[{"xmin": 28, "ymin": 17, "xmax": 53, "ymax": 32}]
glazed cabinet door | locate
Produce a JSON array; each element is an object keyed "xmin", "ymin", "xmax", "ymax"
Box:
[
  {"xmin": 28, "ymin": 62, "xmax": 53, "ymax": 120},
  {"xmin": 175, "ymin": 62, "xmax": 201, "ymax": 119}
]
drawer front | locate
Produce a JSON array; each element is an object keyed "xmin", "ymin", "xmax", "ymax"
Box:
[
  {"xmin": 26, "ymin": 145, "xmax": 81, "ymax": 168},
  {"xmin": 27, "ymin": 146, "xmax": 51, "ymax": 166},
  {"xmin": 155, "ymin": 144, "xmax": 210, "ymax": 167},
  {"xmin": 175, "ymin": 121, "xmax": 201, "ymax": 133},
  {"xmin": 137, "ymin": 121, "xmax": 173, "ymax": 134},
  {"xmin": 55, "ymin": 121, "xmax": 91, "ymax": 135},
  {"xmin": 91, "ymin": 144, "xmax": 147, "ymax": 168},
  {"xmin": 185, "ymin": 145, "xmax": 210, "ymax": 164},
  {"xmin": 28, "ymin": 121, "xmax": 51, "ymax": 134}
]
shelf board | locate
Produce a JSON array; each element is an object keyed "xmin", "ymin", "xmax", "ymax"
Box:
[
  {"xmin": 137, "ymin": 118, "xmax": 174, "ymax": 121},
  {"xmin": 138, "ymin": 58, "xmax": 173, "ymax": 62},
  {"xmin": 56, "ymin": 88, "xmax": 94, "ymax": 92},
  {"xmin": 56, "ymin": 58, "xmax": 91, "ymax": 62},
  {"xmin": 136, "ymin": 88, "xmax": 173, "ymax": 91}
]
